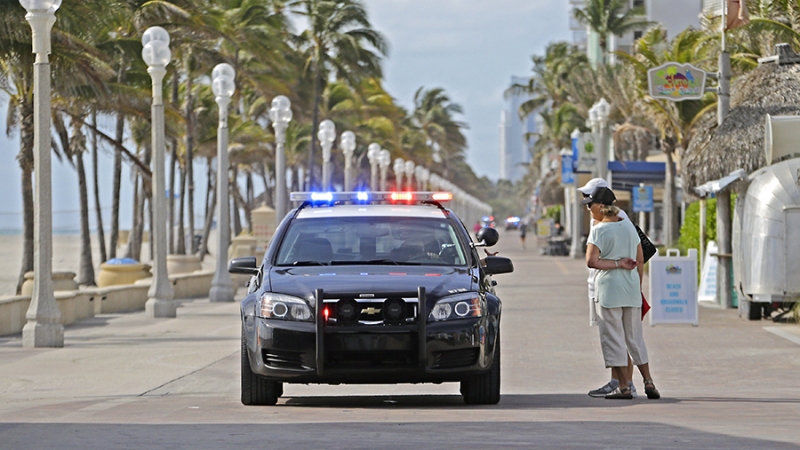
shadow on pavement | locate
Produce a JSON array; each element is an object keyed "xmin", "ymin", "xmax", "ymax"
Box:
[
  {"xmin": 281, "ymin": 393, "xmax": 679, "ymax": 409},
  {"xmin": 1, "ymin": 421, "xmax": 798, "ymax": 449}
]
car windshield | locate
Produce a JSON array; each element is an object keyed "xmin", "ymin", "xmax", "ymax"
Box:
[{"xmin": 275, "ymin": 216, "xmax": 468, "ymax": 266}]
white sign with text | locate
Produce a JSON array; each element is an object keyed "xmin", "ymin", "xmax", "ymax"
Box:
[
  {"xmin": 649, "ymin": 248, "xmax": 699, "ymax": 326},
  {"xmin": 698, "ymin": 241, "xmax": 718, "ymax": 302}
]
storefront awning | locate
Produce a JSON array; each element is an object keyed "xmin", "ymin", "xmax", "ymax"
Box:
[{"xmin": 608, "ymin": 161, "xmax": 667, "ymax": 190}]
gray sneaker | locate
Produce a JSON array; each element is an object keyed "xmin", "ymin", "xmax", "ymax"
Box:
[
  {"xmin": 629, "ymin": 381, "xmax": 638, "ymax": 398},
  {"xmin": 588, "ymin": 382, "xmax": 618, "ymax": 398}
]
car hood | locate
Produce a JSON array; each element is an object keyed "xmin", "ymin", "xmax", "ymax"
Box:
[{"xmin": 267, "ymin": 265, "xmax": 475, "ymax": 304}]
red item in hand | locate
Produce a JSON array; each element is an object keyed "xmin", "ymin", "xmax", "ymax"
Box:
[{"xmin": 641, "ymin": 293, "xmax": 650, "ymax": 320}]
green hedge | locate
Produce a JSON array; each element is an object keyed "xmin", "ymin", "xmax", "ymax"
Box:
[
  {"xmin": 678, "ymin": 195, "xmax": 736, "ymax": 253},
  {"xmin": 543, "ymin": 205, "xmax": 562, "ymax": 223}
]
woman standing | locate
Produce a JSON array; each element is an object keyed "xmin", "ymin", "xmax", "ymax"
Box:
[{"xmin": 584, "ymin": 186, "xmax": 660, "ymax": 400}]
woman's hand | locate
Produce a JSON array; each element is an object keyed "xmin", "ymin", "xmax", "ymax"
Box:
[{"xmin": 618, "ymin": 257, "xmax": 637, "ymax": 270}]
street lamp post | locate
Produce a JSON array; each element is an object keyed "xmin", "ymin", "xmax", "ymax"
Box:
[
  {"xmin": 209, "ymin": 63, "xmax": 236, "ymax": 303},
  {"xmin": 318, "ymin": 120, "xmax": 336, "ymax": 191},
  {"xmin": 569, "ymin": 129, "xmax": 583, "ymax": 259},
  {"xmin": 269, "ymin": 96, "xmax": 292, "ymax": 227},
  {"xmin": 404, "ymin": 160, "xmax": 415, "ymax": 191},
  {"xmin": 393, "ymin": 158, "xmax": 405, "ymax": 190},
  {"xmin": 340, "ymin": 131, "xmax": 356, "ymax": 191},
  {"xmin": 367, "ymin": 143, "xmax": 380, "ymax": 191},
  {"xmin": 593, "ymin": 98, "xmax": 610, "ymax": 181},
  {"xmin": 420, "ymin": 167, "xmax": 430, "ymax": 190},
  {"xmin": 142, "ymin": 26, "xmax": 175, "ymax": 318},
  {"xmin": 378, "ymin": 149, "xmax": 390, "ymax": 191},
  {"xmin": 20, "ymin": 0, "xmax": 63, "ymax": 347}
]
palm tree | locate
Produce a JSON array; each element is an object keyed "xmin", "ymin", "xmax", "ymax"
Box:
[
  {"xmin": 573, "ymin": 0, "xmax": 652, "ymax": 65},
  {"xmin": 290, "ymin": 0, "xmax": 388, "ymax": 188},
  {"xmin": 616, "ymin": 26, "xmax": 717, "ymax": 245},
  {"xmin": 508, "ymin": 42, "xmax": 589, "ymax": 119},
  {"xmin": 0, "ymin": 0, "xmax": 115, "ymax": 292},
  {"xmin": 411, "ymin": 87, "xmax": 468, "ymax": 178}
]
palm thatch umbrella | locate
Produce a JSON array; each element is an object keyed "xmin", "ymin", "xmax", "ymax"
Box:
[{"xmin": 683, "ymin": 63, "xmax": 800, "ymax": 195}]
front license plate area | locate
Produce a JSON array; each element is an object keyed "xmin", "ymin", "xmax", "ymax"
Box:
[{"xmin": 325, "ymin": 333, "xmax": 417, "ymax": 368}]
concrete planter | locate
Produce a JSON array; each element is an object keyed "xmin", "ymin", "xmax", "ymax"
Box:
[
  {"xmin": 97, "ymin": 261, "xmax": 151, "ymax": 287},
  {"xmin": 166, "ymin": 254, "xmax": 202, "ymax": 275},
  {"xmin": 21, "ymin": 271, "xmax": 78, "ymax": 296}
]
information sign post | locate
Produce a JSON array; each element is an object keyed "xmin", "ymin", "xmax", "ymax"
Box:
[{"xmin": 649, "ymin": 248, "xmax": 699, "ymax": 326}]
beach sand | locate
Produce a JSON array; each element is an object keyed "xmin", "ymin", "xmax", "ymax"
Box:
[{"xmin": 0, "ymin": 233, "xmax": 217, "ymax": 296}]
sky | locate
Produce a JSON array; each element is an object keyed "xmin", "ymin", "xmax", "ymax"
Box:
[{"xmin": 0, "ymin": 0, "xmax": 572, "ymax": 232}]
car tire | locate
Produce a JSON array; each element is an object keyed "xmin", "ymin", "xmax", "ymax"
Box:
[
  {"xmin": 241, "ymin": 328, "xmax": 282, "ymax": 406},
  {"xmin": 460, "ymin": 336, "xmax": 500, "ymax": 405}
]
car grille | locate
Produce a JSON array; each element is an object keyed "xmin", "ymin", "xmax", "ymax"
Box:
[
  {"xmin": 431, "ymin": 348, "xmax": 480, "ymax": 369},
  {"xmin": 262, "ymin": 349, "xmax": 311, "ymax": 371},
  {"xmin": 325, "ymin": 350, "xmax": 418, "ymax": 369},
  {"xmin": 323, "ymin": 297, "xmax": 418, "ymax": 326}
]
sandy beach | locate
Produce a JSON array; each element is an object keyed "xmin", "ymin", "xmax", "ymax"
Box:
[{"xmin": 0, "ymin": 233, "xmax": 216, "ymax": 296}]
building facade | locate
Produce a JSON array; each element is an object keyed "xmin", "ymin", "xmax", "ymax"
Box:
[
  {"xmin": 570, "ymin": 0, "xmax": 703, "ymax": 66},
  {"xmin": 499, "ymin": 76, "xmax": 538, "ymax": 182}
]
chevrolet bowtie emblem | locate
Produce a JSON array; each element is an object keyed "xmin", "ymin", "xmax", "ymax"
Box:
[{"xmin": 362, "ymin": 307, "xmax": 381, "ymax": 315}]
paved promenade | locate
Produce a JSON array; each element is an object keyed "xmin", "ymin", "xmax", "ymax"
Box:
[{"xmin": 1, "ymin": 230, "xmax": 800, "ymax": 449}]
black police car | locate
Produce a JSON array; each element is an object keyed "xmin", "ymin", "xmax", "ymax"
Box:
[{"xmin": 229, "ymin": 191, "xmax": 514, "ymax": 405}]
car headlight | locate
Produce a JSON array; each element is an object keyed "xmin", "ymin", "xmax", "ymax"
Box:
[
  {"xmin": 428, "ymin": 292, "xmax": 483, "ymax": 321},
  {"xmin": 259, "ymin": 293, "xmax": 313, "ymax": 322}
]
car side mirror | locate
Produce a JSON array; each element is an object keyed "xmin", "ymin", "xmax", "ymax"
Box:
[
  {"xmin": 483, "ymin": 256, "xmax": 513, "ymax": 275},
  {"xmin": 475, "ymin": 227, "xmax": 499, "ymax": 247},
  {"xmin": 229, "ymin": 256, "xmax": 259, "ymax": 274}
]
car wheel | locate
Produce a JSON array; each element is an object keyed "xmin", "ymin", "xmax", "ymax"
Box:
[
  {"xmin": 460, "ymin": 336, "xmax": 500, "ymax": 405},
  {"xmin": 241, "ymin": 327, "xmax": 282, "ymax": 406}
]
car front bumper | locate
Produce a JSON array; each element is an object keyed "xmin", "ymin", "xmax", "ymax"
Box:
[{"xmin": 242, "ymin": 313, "xmax": 498, "ymax": 384}]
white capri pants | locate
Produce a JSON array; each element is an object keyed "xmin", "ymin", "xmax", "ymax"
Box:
[{"xmin": 597, "ymin": 304, "xmax": 649, "ymax": 368}]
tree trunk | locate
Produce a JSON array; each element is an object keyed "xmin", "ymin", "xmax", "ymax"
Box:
[
  {"xmin": 663, "ymin": 147, "xmax": 678, "ymax": 246},
  {"xmin": 126, "ymin": 173, "xmax": 142, "ymax": 261},
  {"xmin": 168, "ymin": 138, "xmax": 177, "ymax": 254},
  {"xmin": 15, "ymin": 101, "xmax": 34, "ymax": 295},
  {"xmin": 231, "ymin": 166, "xmax": 242, "ymax": 236},
  {"xmin": 198, "ymin": 157, "xmax": 214, "ymax": 260},
  {"xmin": 169, "ymin": 75, "xmax": 180, "ymax": 255},
  {"xmin": 109, "ymin": 65, "xmax": 127, "ymax": 259},
  {"xmin": 91, "ymin": 110, "xmax": 107, "ymax": 263},
  {"xmin": 76, "ymin": 149, "xmax": 95, "ymax": 286},
  {"xmin": 198, "ymin": 168, "xmax": 216, "ymax": 262},
  {"xmin": 307, "ymin": 63, "xmax": 322, "ymax": 190},
  {"xmin": 184, "ymin": 57, "xmax": 196, "ymax": 254},
  {"xmin": 109, "ymin": 110, "xmax": 124, "ymax": 259},
  {"xmin": 177, "ymin": 161, "xmax": 187, "ymax": 254},
  {"xmin": 245, "ymin": 172, "xmax": 254, "ymax": 231},
  {"xmin": 141, "ymin": 141, "xmax": 153, "ymax": 263},
  {"xmin": 259, "ymin": 161, "xmax": 272, "ymax": 207},
  {"xmin": 17, "ymin": 167, "xmax": 34, "ymax": 295}
]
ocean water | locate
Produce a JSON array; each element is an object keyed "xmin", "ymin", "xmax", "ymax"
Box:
[{"xmin": 0, "ymin": 229, "xmax": 91, "ymax": 236}]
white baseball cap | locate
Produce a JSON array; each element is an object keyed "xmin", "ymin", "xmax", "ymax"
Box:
[{"xmin": 577, "ymin": 177, "xmax": 609, "ymax": 195}]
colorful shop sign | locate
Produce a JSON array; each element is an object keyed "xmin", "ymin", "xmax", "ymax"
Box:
[{"xmin": 647, "ymin": 63, "xmax": 707, "ymax": 101}]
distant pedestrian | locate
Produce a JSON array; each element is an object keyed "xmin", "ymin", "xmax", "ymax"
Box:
[
  {"xmin": 474, "ymin": 221, "xmax": 481, "ymax": 237},
  {"xmin": 519, "ymin": 221, "xmax": 528, "ymax": 249}
]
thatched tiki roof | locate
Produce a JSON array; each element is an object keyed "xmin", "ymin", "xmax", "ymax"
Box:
[{"xmin": 683, "ymin": 63, "xmax": 800, "ymax": 194}]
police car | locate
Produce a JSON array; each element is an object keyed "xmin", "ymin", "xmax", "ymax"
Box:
[{"xmin": 230, "ymin": 191, "xmax": 514, "ymax": 405}]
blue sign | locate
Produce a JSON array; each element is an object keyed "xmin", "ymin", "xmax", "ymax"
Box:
[
  {"xmin": 561, "ymin": 154, "xmax": 574, "ymax": 184},
  {"xmin": 633, "ymin": 186, "xmax": 654, "ymax": 212}
]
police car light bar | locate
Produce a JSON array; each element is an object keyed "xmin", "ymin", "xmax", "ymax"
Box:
[{"xmin": 290, "ymin": 191, "xmax": 453, "ymax": 204}]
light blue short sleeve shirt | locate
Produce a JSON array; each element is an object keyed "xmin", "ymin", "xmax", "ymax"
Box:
[{"xmin": 587, "ymin": 220, "xmax": 641, "ymax": 308}]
